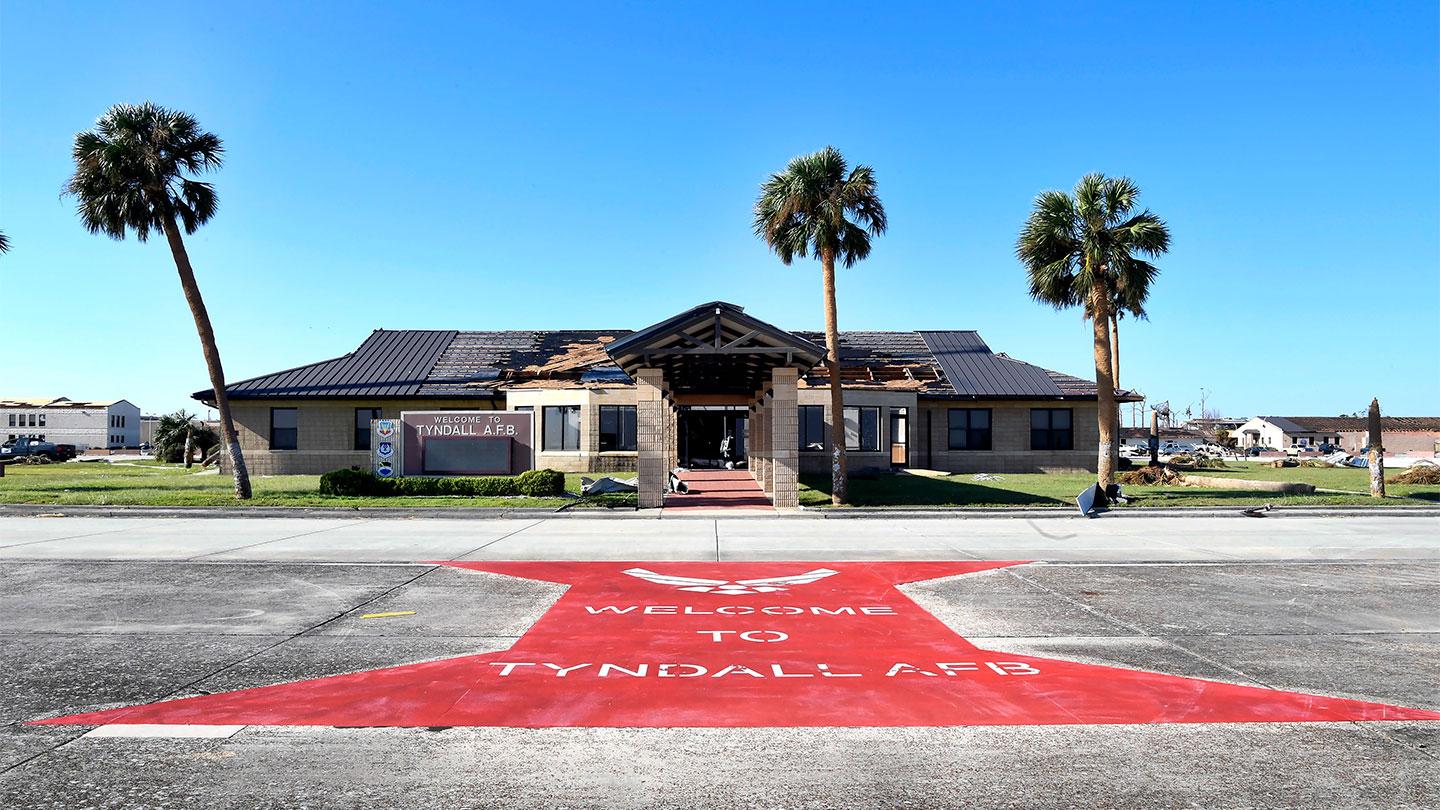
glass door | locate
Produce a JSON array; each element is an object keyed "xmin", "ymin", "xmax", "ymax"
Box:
[{"xmin": 889, "ymin": 407, "xmax": 909, "ymax": 467}]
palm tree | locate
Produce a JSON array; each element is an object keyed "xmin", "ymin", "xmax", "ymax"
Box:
[
  {"xmin": 754, "ymin": 146, "xmax": 887, "ymax": 505},
  {"xmin": 65, "ymin": 102, "xmax": 252, "ymax": 498},
  {"xmin": 1017, "ymin": 173, "xmax": 1170, "ymax": 486},
  {"xmin": 153, "ymin": 409, "xmax": 219, "ymax": 466},
  {"xmin": 0, "ymin": 230, "xmax": 9, "ymax": 253}
]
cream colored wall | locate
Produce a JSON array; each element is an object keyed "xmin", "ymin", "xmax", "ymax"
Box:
[
  {"xmin": 796, "ymin": 389, "xmax": 918, "ymax": 474},
  {"xmin": 503, "ymin": 387, "xmax": 638, "ymax": 472}
]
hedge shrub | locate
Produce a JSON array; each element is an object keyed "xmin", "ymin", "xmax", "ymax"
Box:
[
  {"xmin": 318, "ymin": 467, "xmax": 567, "ymax": 498},
  {"xmin": 516, "ymin": 468, "xmax": 565, "ymax": 496},
  {"xmin": 319, "ymin": 467, "xmax": 389, "ymax": 496}
]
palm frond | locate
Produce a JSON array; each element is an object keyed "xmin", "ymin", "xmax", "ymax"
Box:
[
  {"xmin": 64, "ymin": 102, "xmax": 224, "ymax": 241},
  {"xmin": 753, "ymin": 146, "xmax": 886, "ymax": 268},
  {"xmin": 1018, "ymin": 175, "xmax": 1170, "ymax": 319}
]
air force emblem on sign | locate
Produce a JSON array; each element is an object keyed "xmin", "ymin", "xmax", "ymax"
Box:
[{"xmin": 622, "ymin": 566, "xmax": 838, "ymax": 595}]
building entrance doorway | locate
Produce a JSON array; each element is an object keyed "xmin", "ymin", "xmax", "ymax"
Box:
[{"xmin": 679, "ymin": 406, "xmax": 748, "ymax": 468}]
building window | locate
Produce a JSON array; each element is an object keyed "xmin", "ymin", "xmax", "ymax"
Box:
[
  {"xmin": 1031, "ymin": 408, "xmax": 1073, "ymax": 451},
  {"xmin": 270, "ymin": 408, "xmax": 298, "ymax": 450},
  {"xmin": 598, "ymin": 405, "xmax": 637, "ymax": 451},
  {"xmin": 542, "ymin": 405, "xmax": 581, "ymax": 451},
  {"xmin": 843, "ymin": 406, "xmax": 881, "ymax": 452},
  {"xmin": 355, "ymin": 408, "xmax": 382, "ymax": 451},
  {"xmin": 39, "ymin": 414, "xmax": 47, "ymax": 427},
  {"xmin": 799, "ymin": 405, "xmax": 825, "ymax": 451},
  {"xmin": 947, "ymin": 408, "xmax": 992, "ymax": 450},
  {"xmin": 6, "ymin": 415, "xmax": 13, "ymax": 427},
  {"xmin": 28, "ymin": 414, "xmax": 37, "ymax": 427}
]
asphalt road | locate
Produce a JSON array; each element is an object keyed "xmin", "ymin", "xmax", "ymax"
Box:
[{"xmin": 1, "ymin": 513, "xmax": 1437, "ymax": 809}]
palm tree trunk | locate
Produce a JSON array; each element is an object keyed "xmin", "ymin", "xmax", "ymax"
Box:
[
  {"xmin": 1109, "ymin": 313, "xmax": 1121, "ymax": 467},
  {"xmin": 183, "ymin": 423, "xmax": 193, "ymax": 469},
  {"xmin": 160, "ymin": 216, "xmax": 252, "ymax": 499},
  {"xmin": 821, "ymin": 248, "xmax": 848, "ymax": 506},
  {"xmin": 1110, "ymin": 314, "xmax": 1120, "ymax": 389},
  {"xmin": 1089, "ymin": 281, "xmax": 1118, "ymax": 487}
]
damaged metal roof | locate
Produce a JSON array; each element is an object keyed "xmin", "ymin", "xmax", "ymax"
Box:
[{"xmin": 197, "ymin": 319, "xmax": 1126, "ymax": 402}]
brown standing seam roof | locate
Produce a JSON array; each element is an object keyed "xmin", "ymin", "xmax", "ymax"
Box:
[
  {"xmin": 196, "ymin": 324, "xmax": 1129, "ymax": 402},
  {"xmin": 918, "ymin": 331, "xmax": 1064, "ymax": 398}
]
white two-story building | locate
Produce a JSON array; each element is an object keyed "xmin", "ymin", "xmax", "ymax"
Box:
[{"xmin": 0, "ymin": 397, "xmax": 142, "ymax": 450}]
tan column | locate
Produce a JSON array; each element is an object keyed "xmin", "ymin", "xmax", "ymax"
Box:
[
  {"xmin": 760, "ymin": 392, "xmax": 771, "ymax": 492},
  {"xmin": 635, "ymin": 368, "xmax": 666, "ymax": 509},
  {"xmin": 770, "ymin": 367, "xmax": 800, "ymax": 508},
  {"xmin": 669, "ymin": 401, "xmax": 679, "ymax": 472},
  {"xmin": 754, "ymin": 394, "xmax": 766, "ymax": 481}
]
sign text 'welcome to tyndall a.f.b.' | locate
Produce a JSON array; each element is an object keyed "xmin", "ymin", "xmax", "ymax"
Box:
[
  {"xmin": 33, "ymin": 562, "xmax": 1440, "ymax": 729},
  {"xmin": 372, "ymin": 411, "xmax": 535, "ymax": 478}
]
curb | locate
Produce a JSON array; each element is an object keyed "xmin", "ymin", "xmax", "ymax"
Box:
[{"xmin": 0, "ymin": 503, "xmax": 1436, "ymax": 520}]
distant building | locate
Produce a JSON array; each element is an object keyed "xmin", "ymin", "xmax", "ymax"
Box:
[
  {"xmin": 1183, "ymin": 417, "xmax": 1248, "ymax": 435},
  {"xmin": 1231, "ymin": 416, "xmax": 1440, "ymax": 456},
  {"xmin": 140, "ymin": 414, "xmax": 161, "ymax": 446},
  {"xmin": 0, "ymin": 397, "xmax": 142, "ymax": 450},
  {"xmin": 1119, "ymin": 426, "xmax": 1213, "ymax": 448}
]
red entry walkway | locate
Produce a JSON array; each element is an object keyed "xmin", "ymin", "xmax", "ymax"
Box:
[{"xmin": 664, "ymin": 469, "xmax": 773, "ymax": 511}]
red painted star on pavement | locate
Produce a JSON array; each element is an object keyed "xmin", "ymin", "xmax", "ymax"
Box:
[{"xmin": 33, "ymin": 561, "xmax": 1440, "ymax": 728}]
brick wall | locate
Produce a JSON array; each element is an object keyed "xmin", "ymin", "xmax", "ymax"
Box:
[{"xmin": 915, "ymin": 400, "xmax": 1100, "ymax": 473}]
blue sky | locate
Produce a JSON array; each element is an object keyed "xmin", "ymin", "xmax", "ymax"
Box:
[{"xmin": 2, "ymin": 1, "xmax": 1436, "ymax": 421}]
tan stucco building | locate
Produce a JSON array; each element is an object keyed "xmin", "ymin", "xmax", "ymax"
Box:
[{"xmin": 196, "ymin": 302, "xmax": 1136, "ymax": 507}]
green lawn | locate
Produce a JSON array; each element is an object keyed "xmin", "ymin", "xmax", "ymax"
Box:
[
  {"xmin": 799, "ymin": 461, "xmax": 1440, "ymax": 508},
  {"xmin": 2, "ymin": 459, "xmax": 1434, "ymax": 510},
  {"xmin": 0, "ymin": 462, "xmax": 636, "ymax": 509}
]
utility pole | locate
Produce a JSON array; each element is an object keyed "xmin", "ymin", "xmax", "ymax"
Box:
[
  {"xmin": 1198, "ymin": 388, "xmax": 1211, "ymax": 422},
  {"xmin": 1368, "ymin": 398, "xmax": 1385, "ymax": 497}
]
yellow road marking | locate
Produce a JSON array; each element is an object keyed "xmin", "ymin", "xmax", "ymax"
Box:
[{"xmin": 360, "ymin": 611, "xmax": 416, "ymax": 619}]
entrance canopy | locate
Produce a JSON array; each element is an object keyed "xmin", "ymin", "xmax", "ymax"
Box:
[{"xmin": 604, "ymin": 301, "xmax": 826, "ymax": 395}]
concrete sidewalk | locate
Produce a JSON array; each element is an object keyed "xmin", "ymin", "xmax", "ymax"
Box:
[{"xmin": 0, "ymin": 513, "xmax": 1436, "ymax": 562}]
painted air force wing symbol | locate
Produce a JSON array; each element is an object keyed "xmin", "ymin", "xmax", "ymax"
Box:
[{"xmin": 622, "ymin": 567, "xmax": 839, "ymax": 595}]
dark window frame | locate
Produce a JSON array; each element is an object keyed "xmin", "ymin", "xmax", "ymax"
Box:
[
  {"xmin": 270, "ymin": 407, "xmax": 298, "ymax": 451},
  {"xmin": 598, "ymin": 405, "xmax": 637, "ymax": 452},
  {"xmin": 1030, "ymin": 408, "xmax": 1074, "ymax": 451},
  {"xmin": 947, "ymin": 408, "xmax": 992, "ymax": 451},
  {"xmin": 799, "ymin": 405, "xmax": 825, "ymax": 451},
  {"xmin": 354, "ymin": 407, "xmax": 382, "ymax": 451},
  {"xmin": 542, "ymin": 404, "xmax": 582, "ymax": 451},
  {"xmin": 843, "ymin": 405, "xmax": 881, "ymax": 452}
]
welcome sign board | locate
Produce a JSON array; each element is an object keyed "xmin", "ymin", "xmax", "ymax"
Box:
[{"xmin": 372, "ymin": 411, "xmax": 535, "ymax": 477}]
